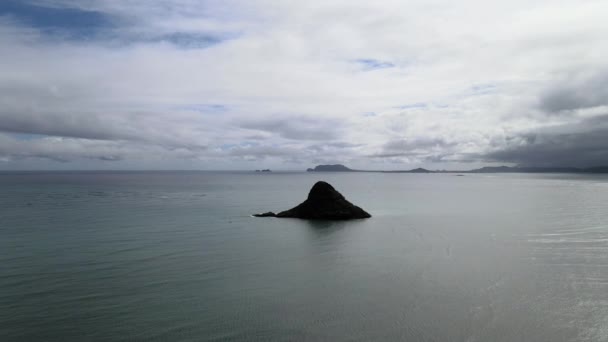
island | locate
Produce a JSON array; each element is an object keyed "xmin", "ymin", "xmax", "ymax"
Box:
[
  {"xmin": 307, "ymin": 164, "xmax": 354, "ymax": 172},
  {"xmin": 253, "ymin": 181, "xmax": 371, "ymax": 220},
  {"xmin": 383, "ymin": 167, "xmax": 432, "ymax": 173}
]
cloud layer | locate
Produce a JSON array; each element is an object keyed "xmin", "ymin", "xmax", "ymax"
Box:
[{"xmin": 1, "ymin": 0, "xmax": 608, "ymax": 169}]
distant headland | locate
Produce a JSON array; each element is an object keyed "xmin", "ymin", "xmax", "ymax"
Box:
[{"xmin": 306, "ymin": 164, "xmax": 608, "ymax": 174}]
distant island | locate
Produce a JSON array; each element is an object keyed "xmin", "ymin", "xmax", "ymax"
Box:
[
  {"xmin": 307, "ymin": 164, "xmax": 354, "ymax": 172},
  {"xmin": 306, "ymin": 164, "xmax": 608, "ymax": 174},
  {"xmin": 255, "ymin": 169, "xmax": 272, "ymax": 172},
  {"xmin": 253, "ymin": 181, "xmax": 371, "ymax": 220}
]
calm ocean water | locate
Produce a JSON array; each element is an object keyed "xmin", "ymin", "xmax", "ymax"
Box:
[{"xmin": 1, "ymin": 171, "xmax": 608, "ymax": 341}]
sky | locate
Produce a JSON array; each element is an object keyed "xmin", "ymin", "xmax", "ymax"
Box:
[{"xmin": 1, "ymin": 0, "xmax": 608, "ymax": 170}]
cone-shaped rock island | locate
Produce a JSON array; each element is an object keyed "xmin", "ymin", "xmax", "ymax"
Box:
[{"xmin": 253, "ymin": 181, "xmax": 371, "ymax": 220}]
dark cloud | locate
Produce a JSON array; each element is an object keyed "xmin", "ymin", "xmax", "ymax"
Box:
[
  {"xmin": 383, "ymin": 137, "xmax": 454, "ymax": 151},
  {"xmin": 0, "ymin": 82, "xmax": 138, "ymax": 141},
  {"xmin": 0, "ymin": 135, "xmax": 124, "ymax": 162},
  {"xmin": 370, "ymin": 152, "xmax": 425, "ymax": 158},
  {"xmin": 0, "ymin": 81, "xmax": 212, "ymax": 149},
  {"xmin": 222, "ymin": 141, "xmax": 362, "ymax": 161},
  {"xmin": 368, "ymin": 137, "xmax": 456, "ymax": 160},
  {"xmin": 0, "ymin": 133, "xmax": 209, "ymax": 164},
  {"xmin": 225, "ymin": 145, "xmax": 299, "ymax": 159},
  {"xmin": 239, "ymin": 116, "xmax": 341, "ymax": 141},
  {"xmin": 483, "ymin": 114, "xmax": 608, "ymax": 167},
  {"xmin": 306, "ymin": 142, "xmax": 362, "ymax": 152},
  {"xmin": 141, "ymin": 32, "xmax": 232, "ymax": 49},
  {"xmin": 0, "ymin": 109, "xmax": 130, "ymax": 142},
  {"xmin": 540, "ymin": 72, "xmax": 608, "ymax": 112},
  {"xmin": 0, "ymin": 107, "xmax": 212, "ymax": 150}
]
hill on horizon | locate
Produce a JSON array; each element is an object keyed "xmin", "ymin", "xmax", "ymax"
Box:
[{"xmin": 305, "ymin": 164, "xmax": 608, "ymax": 173}]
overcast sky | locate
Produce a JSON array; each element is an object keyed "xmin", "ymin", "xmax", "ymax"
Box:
[{"xmin": 1, "ymin": 0, "xmax": 607, "ymax": 170}]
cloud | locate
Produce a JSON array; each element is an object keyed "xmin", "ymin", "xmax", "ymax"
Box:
[
  {"xmin": 383, "ymin": 137, "xmax": 454, "ymax": 151},
  {"xmin": 238, "ymin": 116, "xmax": 343, "ymax": 141},
  {"xmin": 368, "ymin": 137, "xmax": 457, "ymax": 161},
  {"xmin": 482, "ymin": 114, "xmax": 608, "ymax": 167},
  {"xmin": 540, "ymin": 71, "xmax": 608, "ymax": 113},
  {"xmin": 0, "ymin": 133, "xmax": 203, "ymax": 163},
  {"xmin": 1, "ymin": 0, "xmax": 608, "ymax": 169},
  {"xmin": 0, "ymin": 0, "xmax": 242, "ymax": 47}
]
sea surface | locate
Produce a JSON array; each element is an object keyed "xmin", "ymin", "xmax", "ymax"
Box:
[{"xmin": 1, "ymin": 171, "xmax": 608, "ymax": 341}]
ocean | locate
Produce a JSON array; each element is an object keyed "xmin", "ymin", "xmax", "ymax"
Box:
[{"xmin": 1, "ymin": 171, "xmax": 608, "ymax": 341}]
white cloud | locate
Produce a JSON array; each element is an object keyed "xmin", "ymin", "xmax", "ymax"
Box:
[{"xmin": 1, "ymin": 0, "xmax": 608, "ymax": 169}]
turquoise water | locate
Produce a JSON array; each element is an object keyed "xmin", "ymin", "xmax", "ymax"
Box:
[{"xmin": 2, "ymin": 172, "xmax": 608, "ymax": 341}]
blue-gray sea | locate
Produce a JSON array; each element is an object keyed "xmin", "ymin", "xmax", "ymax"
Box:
[{"xmin": 2, "ymin": 171, "xmax": 608, "ymax": 341}]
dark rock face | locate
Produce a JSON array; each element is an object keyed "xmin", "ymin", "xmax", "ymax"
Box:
[{"xmin": 270, "ymin": 181, "xmax": 371, "ymax": 220}]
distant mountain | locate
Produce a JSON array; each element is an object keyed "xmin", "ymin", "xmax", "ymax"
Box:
[
  {"xmin": 305, "ymin": 164, "xmax": 608, "ymax": 173},
  {"xmin": 469, "ymin": 166, "xmax": 513, "ymax": 173},
  {"xmin": 307, "ymin": 164, "xmax": 354, "ymax": 172},
  {"xmin": 410, "ymin": 167, "xmax": 432, "ymax": 173},
  {"xmin": 383, "ymin": 167, "xmax": 432, "ymax": 173}
]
